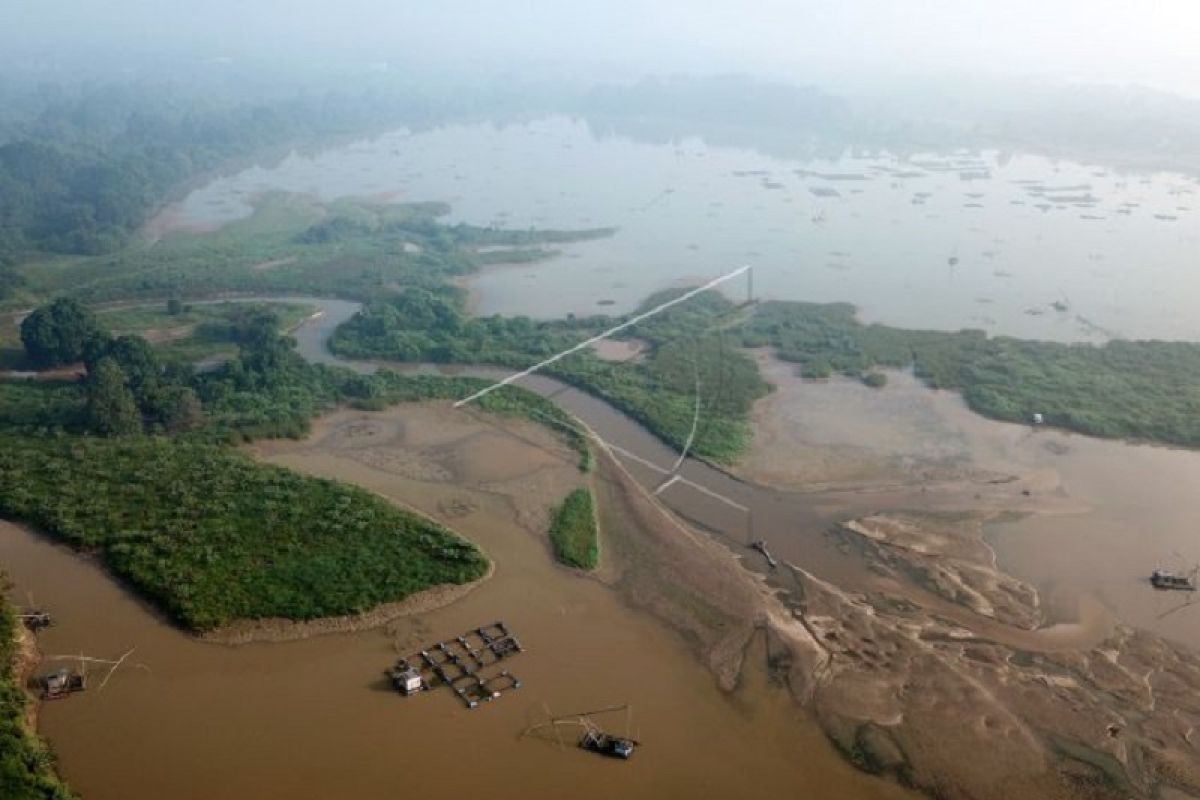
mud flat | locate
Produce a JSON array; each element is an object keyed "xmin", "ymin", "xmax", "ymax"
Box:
[
  {"xmin": 732, "ymin": 351, "xmax": 1200, "ymax": 798},
  {"xmin": 0, "ymin": 402, "xmax": 913, "ymax": 800}
]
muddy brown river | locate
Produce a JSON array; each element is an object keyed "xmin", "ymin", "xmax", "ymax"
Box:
[
  {"xmin": 6, "ymin": 295, "xmax": 1200, "ymax": 798},
  {"xmin": 0, "ymin": 300, "xmax": 915, "ymax": 799}
]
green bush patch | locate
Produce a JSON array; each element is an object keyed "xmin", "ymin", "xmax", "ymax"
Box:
[
  {"xmin": 0, "ymin": 437, "xmax": 487, "ymax": 631},
  {"xmin": 548, "ymin": 486, "xmax": 599, "ymax": 570}
]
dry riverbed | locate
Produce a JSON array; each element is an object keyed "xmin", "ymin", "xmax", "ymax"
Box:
[{"xmin": 733, "ymin": 352, "xmax": 1200, "ymax": 799}]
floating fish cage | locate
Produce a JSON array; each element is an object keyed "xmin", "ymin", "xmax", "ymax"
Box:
[{"xmin": 387, "ymin": 621, "xmax": 523, "ymax": 708}]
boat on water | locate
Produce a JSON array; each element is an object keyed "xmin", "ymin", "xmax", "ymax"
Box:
[
  {"xmin": 579, "ymin": 729, "xmax": 638, "ymax": 759},
  {"xmin": 523, "ymin": 703, "xmax": 638, "ymax": 760},
  {"xmin": 41, "ymin": 667, "xmax": 86, "ymax": 700},
  {"xmin": 1150, "ymin": 568, "xmax": 1196, "ymax": 591}
]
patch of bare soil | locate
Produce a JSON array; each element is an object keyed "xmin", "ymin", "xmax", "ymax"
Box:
[
  {"xmin": 135, "ymin": 324, "xmax": 196, "ymax": 344},
  {"xmin": 590, "ymin": 338, "xmax": 648, "ymax": 363},
  {"xmin": 249, "ymin": 256, "xmax": 297, "ymax": 273},
  {"xmin": 589, "ymin": 439, "xmax": 813, "ymax": 692},
  {"xmin": 784, "ymin": 511, "xmax": 1200, "ymax": 800}
]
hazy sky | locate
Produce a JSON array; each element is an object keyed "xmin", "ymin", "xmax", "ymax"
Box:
[{"xmin": 5, "ymin": 0, "xmax": 1200, "ymax": 96}]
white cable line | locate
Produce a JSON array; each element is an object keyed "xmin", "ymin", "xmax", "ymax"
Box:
[
  {"xmin": 523, "ymin": 408, "xmax": 749, "ymax": 513},
  {"xmin": 453, "ymin": 265, "xmax": 750, "ymax": 408},
  {"xmin": 669, "ymin": 357, "xmax": 702, "ymax": 474}
]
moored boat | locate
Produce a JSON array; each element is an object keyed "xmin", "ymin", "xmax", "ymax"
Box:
[{"xmin": 1150, "ymin": 568, "xmax": 1196, "ymax": 591}]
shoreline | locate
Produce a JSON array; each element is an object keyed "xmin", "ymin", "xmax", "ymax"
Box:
[
  {"xmin": 201, "ymin": 559, "xmax": 496, "ymax": 645},
  {"xmin": 15, "ymin": 622, "xmax": 41, "ymax": 730}
]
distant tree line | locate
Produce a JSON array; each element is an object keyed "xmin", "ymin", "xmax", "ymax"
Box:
[{"xmin": 0, "ymin": 82, "xmax": 530, "ymax": 278}]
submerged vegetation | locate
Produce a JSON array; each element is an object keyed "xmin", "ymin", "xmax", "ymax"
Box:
[
  {"xmin": 547, "ymin": 486, "xmax": 599, "ymax": 570},
  {"xmin": 0, "ymin": 592, "xmax": 74, "ymax": 800}
]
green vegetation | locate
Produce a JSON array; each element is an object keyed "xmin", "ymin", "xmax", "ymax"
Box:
[
  {"xmin": 0, "ymin": 297, "xmax": 592, "ymax": 635},
  {"xmin": 0, "ymin": 82, "xmax": 508, "ymax": 270},
  {"xmin": 332, "ymin": 286, "xmax": 768, "ymax": 463},
  {"xmin": 18, "ymin": 298, "xmax": 104, "ymax": 368},
  {"xmin": 335, "ymin": 283, "xmax": 1200, "ymax": 457},
  {"xmin": 741, "ymin": 299, "xmax": 1200, "ymax": 448},
  {"xmin": 0, "ymin": 592, "xmax": 74, "ymax": 799},
  {"xmin": 0, "ymin": 437, "xmax": 486, "ymax": 631},
  {"xmin": 0, "ymin": 381, "xmax": 83, "ymax": 433},
  {"xmin": 10, "ymin": 195, "xmax": 614, "ymax": 309},
  {"xmin": 98, "ymin": 301, "xmax": 315, "ymax": 364},
  {"xmin": 547, "ymin": 486, "xmax": 599, "ymax": 570}
]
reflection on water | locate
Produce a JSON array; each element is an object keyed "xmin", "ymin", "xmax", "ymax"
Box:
[{"xmin": 166, "ymin": 117, "xmax": 1200, "ymax": 341}]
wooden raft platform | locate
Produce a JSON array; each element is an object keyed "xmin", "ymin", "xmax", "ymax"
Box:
[{"xmin": 388, "ymin": 621, "xmax": 524, "ymax": 709}]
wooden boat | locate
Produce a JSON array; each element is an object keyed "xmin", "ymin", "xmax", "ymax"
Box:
[
  {"xmin": 41, "ymin": 668, "xmax": 86, "ymax": 700},
  {"xmin": 579, "ymin": 729, "xmax": 637, "ymax": 759},
  {"xmin": 19, "ymin": 610, "xmax": 52, "ymax": 632},
  {"xmin": 523, "ymin": 703, "xmax": 638, "ymax": 760},
  {"xmin": 1151, "ymin": 569, "xmax": 1196, "ymax": 591}
]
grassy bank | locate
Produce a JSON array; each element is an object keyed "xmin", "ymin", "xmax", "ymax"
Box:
[
  {"xmin": 0, "ymin": 312, "xmax": 592, "ymax": 633},
  {"xmin": 547, "ymin": 486, "xmax": 599, "ymax": 570},
  {"xmin": 99, "ymin": 300, "xmax": 317, "ymax": 364},
  {"xmin": 0, "ymin": 594, "xmax": 74, "ymax": 800},
  {"xmin": 1, "ymin": 299, "xmax": 315, "ymax": 374},
  {"xmin": 11, "ymin": 194, "xmax": 614, "ymax": 309},
  {"xmin": 0, "ymin": 436, "xmax": 486, "ymax": 631},
  {"xmin": 742, "ymin": 299, "xmax": 1200, "ymax": 448},
  {"xmin": 332, "ymin": 287, "xmax": 768, "ymax": 464}
]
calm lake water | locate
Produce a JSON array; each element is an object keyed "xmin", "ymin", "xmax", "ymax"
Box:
[{"xmin": 172, "ymin": 116, "xmax": 1199, "ymax": 341}]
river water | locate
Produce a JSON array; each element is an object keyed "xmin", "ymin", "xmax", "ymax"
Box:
[
  {"xmin": 9, "ymin": 117, "xmax": 1200, "ymax": 795},
  {"xmin": 6, "ymin": 292, "xmax": 1200, "ymax": 798},
  {"xmin": 163, "ymin": 116, "xmax": 1199, "ymax": 341},
  {"xmin": 0, "ymin": 297, "xmax": 918, "ymax": 800}
]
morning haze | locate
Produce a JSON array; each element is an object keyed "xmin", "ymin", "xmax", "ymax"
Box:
[{"xmin": 2, "ymin": 3, "xmax": 1199, "ymax": 800}]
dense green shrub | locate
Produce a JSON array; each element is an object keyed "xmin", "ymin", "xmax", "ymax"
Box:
[
  {"xmin": 0, "ymin": 437, "xmax": 487, "ymax": 631},
  {"xmin": 742, "ymin": 299, "xmax": 1200, "ymax": 448},
  {"xmin": 547, "ymin": 487, "xmax": 599, "ymax": 570},
  {"xmin": 332, "ymin": 288, "xmax": 768, "ymax": 464}
]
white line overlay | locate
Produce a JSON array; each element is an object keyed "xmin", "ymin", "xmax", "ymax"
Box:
[{"xmin": 452, "ymin": 265, "xmax": 750, "ymax": 408}]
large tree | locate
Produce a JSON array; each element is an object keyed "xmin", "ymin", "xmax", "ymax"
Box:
[
  {"xmin": 19, "ymin": 297, "xmax": 107, "ymax": 368},
  {"xmin": 84, "ymin": 357, "xmax": 141, "ymax": 436}
]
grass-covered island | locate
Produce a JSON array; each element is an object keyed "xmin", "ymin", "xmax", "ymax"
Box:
[
  {"xmin": 0, "ymin": 291, "xmax": 593, "ymax": 636},
  {"xmin": 547, "ymin": 487, "xmax": 600, "ymax": 570},
  {"xmin": 0, "ymin": 438, "xmax": 486, "ymax": 631}
]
